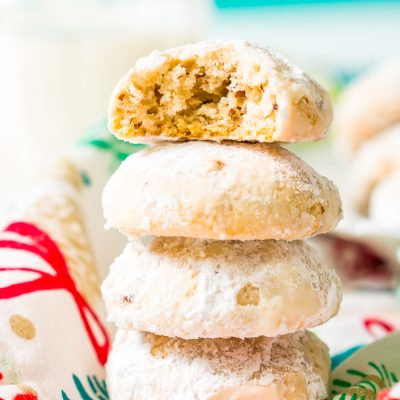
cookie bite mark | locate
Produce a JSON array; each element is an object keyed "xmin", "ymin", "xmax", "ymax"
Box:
[{"xmin": 109, "ymin": 40, "xmax": 332, "ymax": 144}]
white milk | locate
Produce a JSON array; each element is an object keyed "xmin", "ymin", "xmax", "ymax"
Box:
[{"xmin": 0, "ymin": 0, "xmax": 211, "ymax": 214}]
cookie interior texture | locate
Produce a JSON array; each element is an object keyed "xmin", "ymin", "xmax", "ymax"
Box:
[{"xmin": 110, "ymin": 41, "xmax": 330, "ymax": 143}]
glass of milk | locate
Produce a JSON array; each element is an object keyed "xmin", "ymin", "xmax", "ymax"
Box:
[{"xmin": 0, "ymin": 0, "xmax": 211, "ymax": 214}]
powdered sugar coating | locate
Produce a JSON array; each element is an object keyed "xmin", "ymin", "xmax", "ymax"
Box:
[
  {"xmin": 102, "ymin": 237, "xmax": 342, "ymax": 338},
  {"xmin": 109, "ymin": 40, "xmax": 332, "ymax": 144},
  {"xmin": 102, "ymin": 141, "xmax": 342, "ymax": 240},
  {"xmin": 107, "ymin": 330, "xmax": 330, "ymax": 400}
]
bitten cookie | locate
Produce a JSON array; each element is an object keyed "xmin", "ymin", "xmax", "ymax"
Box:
[
  {"xmin": 102, "ymin": 237, "xmax": 342, "ymax": 338},
  {"xmin": 349, "ymin": 123, "xmax": 400, "ymax": 215},
  {"xmin": 335, "ymin": 57, "xmax": 400, "ymax": 155},
  {"xmin": 102, "ymin": 141, "xmax": 342, "ymax": 240},
  {"xmin": 107, "ymin": 330, "xmax": 330, "ymax": 400},
  {"xmin": 108, "ymin": 40, "xmax": 332, "ymax": 144}
]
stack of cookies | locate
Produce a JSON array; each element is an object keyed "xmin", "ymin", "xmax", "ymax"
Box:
[{"xmin": 102, "ymin": 41, "xmax": 343, "ymax": 400}]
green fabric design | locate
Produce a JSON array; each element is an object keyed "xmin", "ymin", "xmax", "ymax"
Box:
[
  {"xmin": 79, "ymin": 119, "xmax": 147, "ymax": 171},
  {"xmin": 332, "ymin": 362, "xmax": 399, "ymax": 399},
  {"xmin": 61, "ymin": 374, "xmax": 109, "ymax": 400}
]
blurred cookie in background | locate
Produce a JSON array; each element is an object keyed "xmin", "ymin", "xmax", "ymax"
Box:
[
  {"xmin": 315, "ymin": 57, "xmax": 400, "ymax": 227},
  {"xmin": 312, "ymin": 120, "xmax": 400, "ymax": 291},
  {"xmin": 335, "ymin": 57, "xmax": 400, "ymax": 157}
]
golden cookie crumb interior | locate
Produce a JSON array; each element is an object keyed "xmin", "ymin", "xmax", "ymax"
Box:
[{"xmin": 112, "ymin": 47, "xmax": 279, "ymax": 141}]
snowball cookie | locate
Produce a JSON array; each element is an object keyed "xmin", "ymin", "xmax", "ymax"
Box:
[
  {"xmin": 370, "ymin": 171, "xmax": 400, "ymax": 229},
  {"xmin": 108, "ymin": 40, "xmax": 332, "ymax": 144},
  {"xmin": 335, "ymin": 57, "xmax": 400, "ymax": 156},
  {"xmin": 102, "ymin": 141, "xmax": 342, "ymax": 240},
  {"xmin": 350, "ymin": 124, "xmax": 400, "ymax": 215},
  {"xmin": 102, "ymin": 237, "xmax": 342, "ymax": 338},
  {"xmin": 107, "ymin": 329, "xmax": 330, "ymax": 400}
]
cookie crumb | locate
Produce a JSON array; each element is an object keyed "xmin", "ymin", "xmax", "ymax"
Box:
[
  {"xmin": 210, "ymin": 159, "xmax": 226, "ymax": 171},
  {"xmin": 122, "ymin": 295, "xmax": 134, "ymax": 305}
]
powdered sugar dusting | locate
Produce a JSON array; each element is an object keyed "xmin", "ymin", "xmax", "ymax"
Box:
[
  {"xmin": 107, "ymin": 330, "xmax": 329, "ymax": 400},
  {"xmin": 102, "ymin": 237, "xmax": 342, "ymax": 339},
  {"xmin": 102, "ymin": 141, "xmax": 342, "ymax": 240}
]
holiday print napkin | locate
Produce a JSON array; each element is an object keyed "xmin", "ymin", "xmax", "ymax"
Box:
[
  {"xmin": 0, "ymin": 121, "xmax": 142, "ymax": 399},
  {"xmin": 331, "ymin": 332, "xmax": 400, "ymax": 399},
  {"xmin": 0, "ymin": 159, "xmax": 110, "ymax": 399}
]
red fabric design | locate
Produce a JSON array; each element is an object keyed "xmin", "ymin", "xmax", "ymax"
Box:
[
  {"xmin": 0, "ymin": 222, "xmax": 109, "ymax": 365},
  {"xmin": 363, "ymin": 317, "xmax": 395, "ymax": 338},
  {"xmin": 14, "ymin": 395, "xmax": 38, "ymax": 400},
  {"xmin": 378, "ymin": 388, "xmax": 391, "ymax": 400},
  {"xmin": 330, "ymin": 237, "xmax": 393, "ymax": 288}
]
